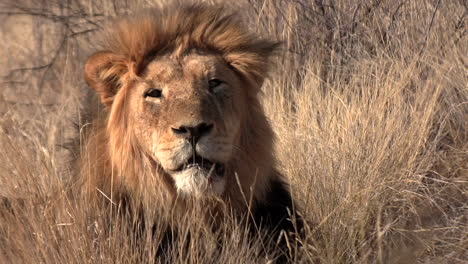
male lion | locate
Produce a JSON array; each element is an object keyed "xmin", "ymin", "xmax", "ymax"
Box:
[{"xmin": 81, "ymin": 2, "xmax": 300, "ymax": 248}]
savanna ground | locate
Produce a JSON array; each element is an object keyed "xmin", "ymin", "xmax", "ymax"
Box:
[{"xmin": 0, "ymin": 0, "xmax": 466, "ymax": 263}]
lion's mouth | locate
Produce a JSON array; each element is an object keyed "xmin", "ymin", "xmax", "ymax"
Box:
[{"xmin": 173, "ymin": 155, "xmax": 226, "ymax": 176}]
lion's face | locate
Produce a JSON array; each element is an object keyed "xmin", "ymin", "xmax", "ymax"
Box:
[{"xmin": 125, "ymin": 53, "xmax": 246, "ymax": 196}]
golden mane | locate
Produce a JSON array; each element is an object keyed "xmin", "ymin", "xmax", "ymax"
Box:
[{"xmin": 99, "ymin": 3, "xmax": 279, "ymax": 91}]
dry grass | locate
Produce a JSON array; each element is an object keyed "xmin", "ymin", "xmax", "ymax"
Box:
[{"xmin": 1, "ymin": 0, "xmax": 467, "ymax": 263}]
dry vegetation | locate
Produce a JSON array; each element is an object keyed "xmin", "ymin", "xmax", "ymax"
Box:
[{"xmin": 1, "ymin": 0, "xmax": 467, "ymax": 263}]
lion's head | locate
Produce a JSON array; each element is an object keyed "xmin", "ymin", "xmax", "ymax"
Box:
[{"xmin": 83, "ymin": 3, "xmax": 281, "ymax": 209}]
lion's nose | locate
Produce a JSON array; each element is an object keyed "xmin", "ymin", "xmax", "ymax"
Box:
[{"xmin": 171, "ymin": 122, "xmax": 214, "ymax": 143}]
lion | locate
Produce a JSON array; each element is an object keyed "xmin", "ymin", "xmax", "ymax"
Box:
[{"xmin": 80, "ymin": 2, "xmax": 301, "ymax": 248}]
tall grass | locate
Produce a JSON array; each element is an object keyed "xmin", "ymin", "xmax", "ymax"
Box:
[{"xmin": 1, "ymin": 0, "xmax": 467, "ymax": 263}]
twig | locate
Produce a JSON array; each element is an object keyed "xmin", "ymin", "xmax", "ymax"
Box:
[{"xmin": 418, "ymin": 0, "xmax": 441, "ymax": 57}]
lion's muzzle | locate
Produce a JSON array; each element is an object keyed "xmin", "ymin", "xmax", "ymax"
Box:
[
  {"xmin": 169, "ymin": 153, "xmax": 227, "ymax": 197},
  {"xmin": 155, "ymin": 120, "xmax": 230, "ymax": 196},
  {"xmin": 172, "ymin": 155, "xmax": 226, "ymax": 177},
  {"xmin": 171, "ymin": 122, "xmax": 214, "ymax": 143}
]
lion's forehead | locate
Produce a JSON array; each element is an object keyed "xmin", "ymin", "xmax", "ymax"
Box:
[
  {"xmin": 144, "ymin": 59, "xmax": 183, "ymax": 83},
  {"xmin": 183, "ymin": 55, "xmax": 218, "ymax": 73},
  {"xmin": 144, "ymin": 54, "xmax": 219, "ymax": 84}
]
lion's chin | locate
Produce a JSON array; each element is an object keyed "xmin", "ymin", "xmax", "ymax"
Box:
[{"xmin": 172, "ymin": 166, "xmax": 226, "ymax": 197}]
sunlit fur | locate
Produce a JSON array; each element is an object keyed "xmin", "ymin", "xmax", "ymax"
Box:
[{"xmin": 81, "ymin": 3, "xmax": 286, "ymax": 217}]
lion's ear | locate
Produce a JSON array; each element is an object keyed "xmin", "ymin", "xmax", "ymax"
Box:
[
  {"xmin": 225, "ymin": 40, "xmax": 280, "ymax": 93},
  {"xmin": 84, "ymin": 51, "xmax": 128, "ymax": 107}
]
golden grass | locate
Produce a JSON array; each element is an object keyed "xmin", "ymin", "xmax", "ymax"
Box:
[{"xmin": 1, "ymin": 0, "xmax": 467, "ymax": 263}]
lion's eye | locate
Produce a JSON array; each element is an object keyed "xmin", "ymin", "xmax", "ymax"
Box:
[
  {"xmin": 208, "ymin": 79, "xmax": 223, "ymax": 91},
  {"xmin": 145, "ymin": 89, "xmax": 162, "ymax": 98}
]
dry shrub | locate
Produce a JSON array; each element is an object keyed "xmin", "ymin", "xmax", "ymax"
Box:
[{"xmin": 1, "ymin": 0, "xmax": 466, "ymax": 263}]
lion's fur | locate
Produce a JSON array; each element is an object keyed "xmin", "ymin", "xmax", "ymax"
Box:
[
  {"xmin": 100, "ymin": 3, "xmax": 278, "ymax": 88},
  {"xmin": 80, "ymin": 2, "xmax": 296, "ymax": 233}
]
